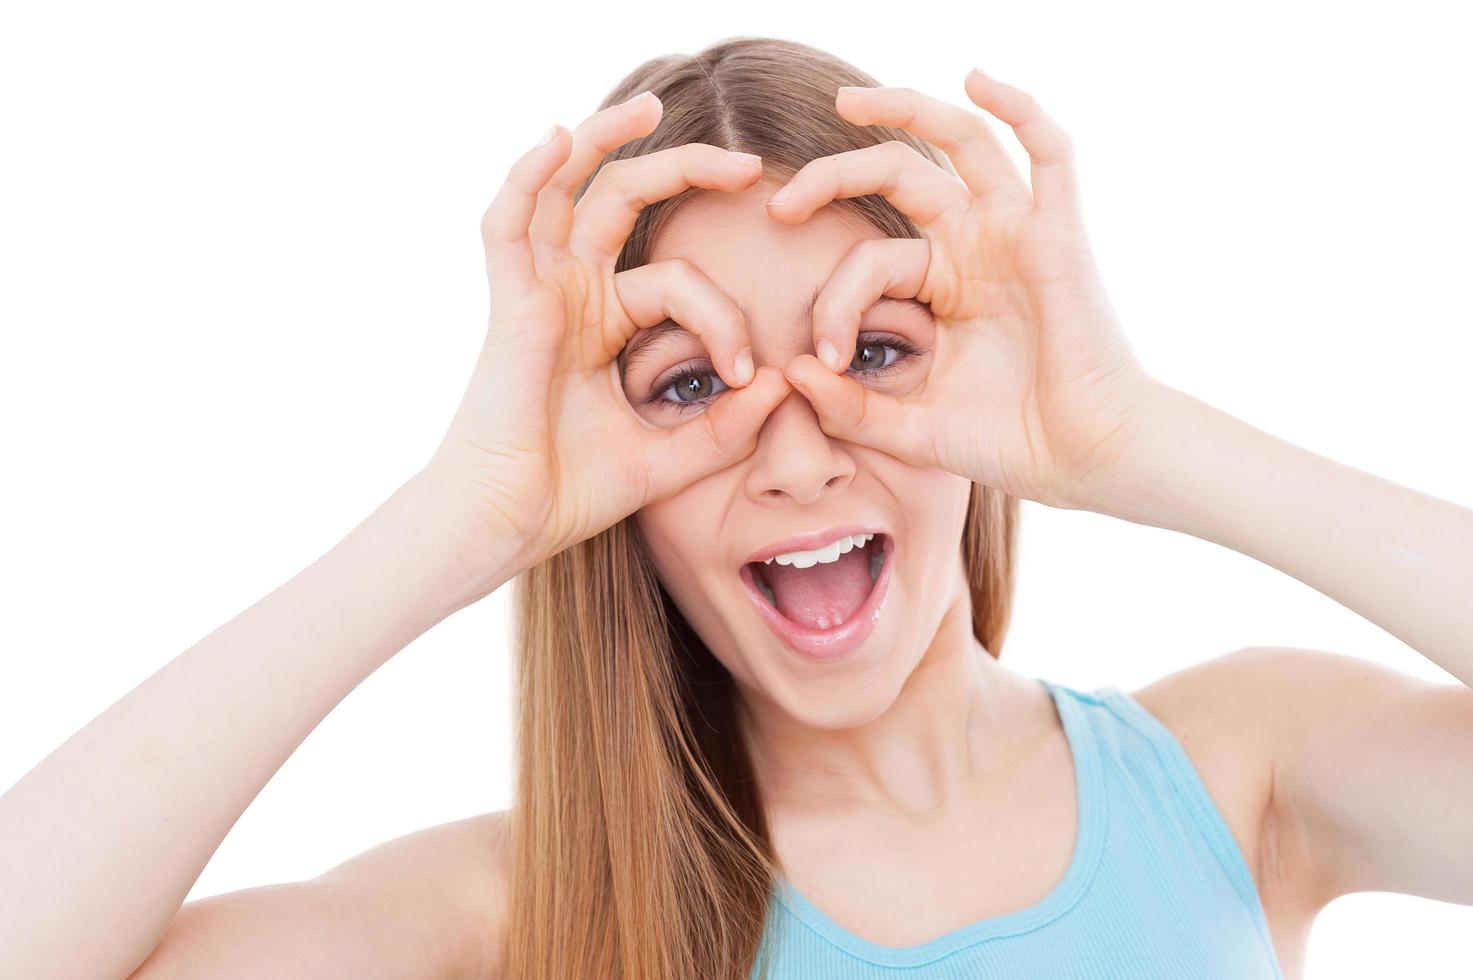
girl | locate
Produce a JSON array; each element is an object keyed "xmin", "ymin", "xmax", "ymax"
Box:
[{"xmin": 3, "ymin": 35, "xmax": 1470, "ymax": 980}]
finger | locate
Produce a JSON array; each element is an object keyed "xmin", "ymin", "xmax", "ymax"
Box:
[
  {"xmin": 809, "ymin": 237, "xmax": 930, "ymax": 373},
  {"xmin": 831, "ymin": 84, "xmax": 1029, "ymax": 202},
  {"xmin": 763, "ymin": 140, "xmax": 969, "ymax": 231},
  {"xmin": 571, "ymin": 143, "xmax": 764, "ymax": 264},
  {"xmin": 526, "ymin": 90, "xmax": 663, "ymax": 255},
  {"xmin": 641, "ymin": 365, "xmax": 793, "ymax": 502},
  {"xmin": 962, "ymin": 68, "xmax": 1081, "ymax": 218},
  {"xmin": 479, "ymin": 123, "xmax": 570, "ymax": 317},
  {"xmin": 610, "ymin": 257, "xmax": 754, "ymax": 389},
  {"xmin": 782, "ymin": 353, "xmax": 937, "ymax": 468}
]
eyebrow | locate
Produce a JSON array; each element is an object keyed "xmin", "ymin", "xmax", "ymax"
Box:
[{"xmin": 618, "ymin": 282, "xmax": 932, "ymax": 374}]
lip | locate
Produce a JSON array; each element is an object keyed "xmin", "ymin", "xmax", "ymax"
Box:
[
  {"xmin": 738, "ymin": 532, "xmax": 895, "ymax": 662},
  {"xmin": 741, "ymin": 524, "xmax": 889, "ymax": 567}
]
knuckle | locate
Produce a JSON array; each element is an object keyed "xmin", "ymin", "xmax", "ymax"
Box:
[
  {"xmin": 881, "ymin": 139, "xmax": 914, "ymax": 159},
  {"xmin": 852, "ymin": 236, "xmax": 888, "ymax": 265},
  {"xmin": 583, "ymin": 156, "xmax": 630, "ymax": 195},
  {"xmin": 615, "ymin": 180, "xmax": 648, "ymax": 216},
  {"xmin": 1040, "ymin": 129, "xmax": 1076, "ymax": 168},
  {"xmin": 811, "ymin": 292, "xmax": 842, "ymax": 327},
  {"xmin": 949, "ymin": 123, "xmax": 980, "ymax": 153},
  {"xmin": 600, "ymin": 154, "xmax": 634, "ymax": 177},
  {"xmin": 667, "ymin": 255, "xmax": 701, "ymax": 287}
]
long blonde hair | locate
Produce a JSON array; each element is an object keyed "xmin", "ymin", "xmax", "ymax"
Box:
[{"xmin": 505, "ymin": 35, "xmax": 1021, "ymax": 980}]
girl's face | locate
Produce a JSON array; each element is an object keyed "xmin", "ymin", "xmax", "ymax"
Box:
[{"xmin": 628, "ymin": 181, "xmax": 973, "ymax": 731}]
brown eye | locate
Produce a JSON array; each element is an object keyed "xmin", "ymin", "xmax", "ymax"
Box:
[
  {"xmin": 848, "ymin": 333, "xmax": 923, "ymax": 376},
  {"xmin": 645, "ymin": 362, "xmax": 729, "ymax": 412}
]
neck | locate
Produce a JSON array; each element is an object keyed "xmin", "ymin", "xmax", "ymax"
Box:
[{"xmin": 737, "ymin": 592, "xmax": 1028, "ymax": 820}]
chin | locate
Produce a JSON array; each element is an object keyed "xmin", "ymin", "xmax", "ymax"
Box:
[{"xmin": 763, "ymin": 660, "xmax": 910, "ymax": 731}]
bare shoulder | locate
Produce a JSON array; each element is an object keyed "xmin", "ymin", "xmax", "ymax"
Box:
[
  {"xmin": 129, "ymin": 808, "xmax": 513, "ymax": 980},
  {"xmin": 1127, "ymin": 649, "xmax": 1329, "ymax": 911},
  {"xmin": 318, "ymin": 807, "xmax": 514, "ymax": 978},
  {"xmin": 1129, "ymin": 645, "xmax": 1473, "ymax": 980}
]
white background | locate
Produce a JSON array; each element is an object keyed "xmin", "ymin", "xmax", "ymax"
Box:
[{"xmin": 2, "ymin": 1, "xmax": 1470, "ymax": 976}]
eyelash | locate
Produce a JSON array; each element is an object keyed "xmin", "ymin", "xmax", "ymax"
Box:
[{"xmin": 644, "ymin": 333, "xmax": 925, "ymax": 413}]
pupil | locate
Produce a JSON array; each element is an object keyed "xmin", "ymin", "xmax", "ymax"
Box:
[{"xmin": 680, "ymin": 375, "xmax": 708, "ymax": 401}]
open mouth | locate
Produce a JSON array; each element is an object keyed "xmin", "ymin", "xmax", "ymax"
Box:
[{"xmin": 739, "ymin": 532, "xmax": 892, "ymax": 637}]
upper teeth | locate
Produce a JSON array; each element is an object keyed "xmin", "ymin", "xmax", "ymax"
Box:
[{"xmin": 764, "ymin": 533, "xmax": 876, "ymax": 569}]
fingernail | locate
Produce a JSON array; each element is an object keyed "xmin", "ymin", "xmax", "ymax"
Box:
[
  {"xmin": 734, "ymin": 348, "xmax": 754, "ymax": 386},
  {"xmin": 619, "ymin": 90, "xmax": 655, "ymax": 107},
  {"xmin": 729, "ymin": 151, "xmax": 762, "ymax": 167},
  {"xmin": 767, "ymin": 183, "xmax": 793, "ymax": 208},
  {"xmin": 816, "ymin": 338, "xmax": 840, "ymax": 372},
  {"xmin": 535, "ymin": 124, "xmax": 559, "ymax": 147},
  {"xmin": 838, "ymin": 86, "xmax": 865, "ymax": 95}
]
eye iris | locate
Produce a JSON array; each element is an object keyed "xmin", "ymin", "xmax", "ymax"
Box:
[
  {"xmin": 677, "ymin": 373, "xmax": 713, "ymax": 402},
  {"xmin": 852, "ymin": 342, "xmax": 883, "ymax": 371}
]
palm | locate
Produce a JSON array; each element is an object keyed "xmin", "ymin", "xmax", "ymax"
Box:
[
  {"xmin": 435, "ymin": 257, "xmax": 656, "ymax": 565},
  {"xmin": 538, "ymin": 271, "xmax": 665, "ymax": 551},
  {"xmin": 920, "ymin": 200, "xmax": 1146, "ymax": 506},
  {"xmin": 432, "ymin": 123, "xmax": 791, "ymax": 582},
  {"xmin": 772, "ymin": 71, "xmax": 1158, "ymax": 511}
]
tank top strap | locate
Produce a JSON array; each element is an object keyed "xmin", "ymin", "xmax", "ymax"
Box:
[
  {"xmin": 1081, "ymin": 681, "xmax": 1275, "ymax": 942},
  {"xmin": 760, "ymin": 678, "xmax": 1110, "ymax": 969},
  {"xmin": 751, "ymin": 676, "xmax": 1286, "ymax": 979}
]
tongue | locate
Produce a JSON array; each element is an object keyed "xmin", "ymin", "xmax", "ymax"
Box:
[{"xmin": 757, "ymin": 545, "xmax": 874, "ymax": 630}]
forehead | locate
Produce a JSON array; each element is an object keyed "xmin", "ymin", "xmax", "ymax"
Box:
[{"xmin": 646, "ymin": 181, "xmax": 880, "ymax": 324}]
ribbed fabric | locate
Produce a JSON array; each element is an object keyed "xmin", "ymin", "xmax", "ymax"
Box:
[{"xmin": 749, "ymin": 677, "xmax": 1285, "ymax": 979}]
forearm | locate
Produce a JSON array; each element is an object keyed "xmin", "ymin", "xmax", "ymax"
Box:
[
  {"xmin": 0, "ymin": 473, "xmax": 516, "ymax": 980},
  {"xmin": 1080, "ymin": 380, "xmax": 1473, "ymax": 689}
]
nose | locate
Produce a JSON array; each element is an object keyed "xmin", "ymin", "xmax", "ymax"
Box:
[{"xmin": 742, "ymin": 387, "xmax": 857, "ymax": 505}]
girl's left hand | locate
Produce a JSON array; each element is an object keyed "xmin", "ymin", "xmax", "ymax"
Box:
[{"xmin": 771, "ymin": 68, "xmax": 1163, "ymax": 511}]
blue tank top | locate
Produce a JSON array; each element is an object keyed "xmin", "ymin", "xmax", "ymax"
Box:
[{"xmin": 749, "ymin": 677, "xmax": 1286, "ymax": 978}]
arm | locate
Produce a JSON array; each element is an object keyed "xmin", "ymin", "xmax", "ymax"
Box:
[
  {"xmin": 0, "ymin": 472, "xmax": 520, "ymax": 980},
  {"xmin": 0, "ymin": 93, "xmax": 792, "ymax": 980},
  {"xmin": 754, "ymin": 69, "xmax": 1473, "ymax": 908},
  {"xmin": 1081, "ymin": 380, "xmax": 1473, "ymax": 905},
  {"xmin": 127, "ymin": 809, "xmax": 511, "ymax": 980},
  {"xmin": 1081, "ymin": 380, "xmax": 1473, "ymax": 687}
]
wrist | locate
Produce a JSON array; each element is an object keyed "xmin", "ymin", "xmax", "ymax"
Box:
[
  {"xmin": 1064, "ymin": 380, "xmax": 1219, "ymax": 533},
  {"xmin": 392, "ymin": 468, "xmax": 536, "ymax": 610}
]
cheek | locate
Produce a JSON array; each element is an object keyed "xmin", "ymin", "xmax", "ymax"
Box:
[
  {"xmin": 934, "ymin": 477, "xmax": 973, "ymax": 546},
  {"xmin": 633, "ymin": 487, "xmax": 731, "ymax": 616},
  {"xmin": 635, "ymin": 487, "xmax": 764, "ymax": 674},
  {"xmin": 883, "ymin": 462, "xmax": 971, "ymax": 527},
  {"xmin": 633, "ymin": 504, "xmax": 686, "ymax": 588},
  {"xmin": 890, "ymin": 469, "xmax": 972, "ymax": 588}
]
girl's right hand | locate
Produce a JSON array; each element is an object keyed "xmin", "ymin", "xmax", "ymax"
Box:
[{"xmin": 420, "ymin": 92, "xmax": 792, "ymax": 596}]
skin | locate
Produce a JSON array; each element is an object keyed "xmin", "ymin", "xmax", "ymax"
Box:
[
  {"xmin": 569, "ymin": 71, "xmax": 1473, "ymax": 972},
  {"xmin": 1, "ymin": 68, "xmax": 1469, "ymax": 980},
  {"xmin": 631, "ymin": 182, "xmax": 1042, "ymax": 838}
]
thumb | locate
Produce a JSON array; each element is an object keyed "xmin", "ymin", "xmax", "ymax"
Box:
[
  {"xmin": 783, "ymin": 354, "xmax": 935, "ymax": 466},
  {"xmin": 641, "ymin": 365, "xmax": 793, "ymax": 502}
]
